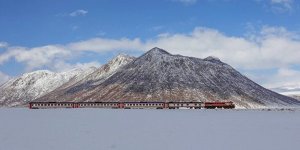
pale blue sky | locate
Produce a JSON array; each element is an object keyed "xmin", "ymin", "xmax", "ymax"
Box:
[{"xmin": 0, "ymin": 0, "xmax": 300, "ymax": 89}]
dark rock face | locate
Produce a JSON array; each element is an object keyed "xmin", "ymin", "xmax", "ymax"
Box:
[{"xmin": 38, "ymin": 47, "xmax": 300, "ymax": 108}]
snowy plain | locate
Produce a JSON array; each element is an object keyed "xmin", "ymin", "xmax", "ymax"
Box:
[{"xmin": 0, "ymin": 109, "xmax": 300, "ymax": 150}]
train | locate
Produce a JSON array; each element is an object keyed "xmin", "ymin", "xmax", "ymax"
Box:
[{"xmin": 29, "ymin": 101, "xmax": 235, "ymax": 109}]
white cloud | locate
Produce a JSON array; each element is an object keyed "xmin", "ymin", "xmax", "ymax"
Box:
[
  {"xmin": 2, "ymin": 26, "xmax": 300, "ymax": 71},
  {"xmin": 69, "ymin": 9, "xmax": 88, "ymax": 17},
  {"xmin": 143, "ymin": 26, "xmax": 300, "ymax": 70},
  {"xmin": 270, "ymin": 0, "xmax": 294, "ymax": 13},
  {"xmin": 1, "ymin": 26, "xmax": 300, "ymax": 88},
  {"xmin": 68, "ymin": 38, "xmax": 144, "ymax": 52},
  {"xmin": 0, "ymin": 45, "xmax": 71, "ymax": 71},
  {"xmin": 0, "ymin": 71, "xmax": 10, "ymax": 85},
  {"xmin": 0, "ymin": 42, "xmax": 8, "ymax": 48},
  {"xmin": 51, "ymin": 61, "xmax": 101, "ymax": 72},
  {"xmin": 264, "ymin": 68, "xmax": 300, "ymax": 89}
]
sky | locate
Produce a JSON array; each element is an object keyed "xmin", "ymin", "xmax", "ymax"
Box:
[{"xmin": 0, "ymin": 0, "xmax": 300, "ymax": 91}]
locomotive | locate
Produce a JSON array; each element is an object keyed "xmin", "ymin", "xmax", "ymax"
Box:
[{"xmin": 29, "ymin": 101, "xmax": 235, "ymax": 109}]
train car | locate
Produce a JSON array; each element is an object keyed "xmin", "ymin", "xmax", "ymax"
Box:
[
  {"xmin": 203, "ymin": 101, "xmax": 235, "ymax": 109},
  {"xmin": 168, "ymin": 102, "xmax": 202, "ymax": 109},
  {"xmin": 122, "ymin": 102, "xmax": 165, "ymax": 109},
  {"xmin": 29, "ymin": 102, "xmax": 74, "ymax": 109},
  {"xmin": 77, "ymin": 102, "xmax": 119, "ymax": 109}
]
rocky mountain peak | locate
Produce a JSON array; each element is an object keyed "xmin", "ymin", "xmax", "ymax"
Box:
[
  {"xmin": 113, "ymin": 53, "xmax": 134, "ymax": 61},
  {"xmin": 204, "ymin": 56, "xmax": 223, "ymax": 64},
  {"xmin": 104, "ymin": 54, "xmax": 135, "ymax": 73},
  {"xmin": 204, "ymin": 56, "xmax": 220, "ymax": 61},
  {"xmin": 146, "ymin": 47, "xmax": 170, "ymax": 55}
]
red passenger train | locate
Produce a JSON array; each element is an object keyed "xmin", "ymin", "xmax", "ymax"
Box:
[{"xmin": 29, "ymin": 101, "xmax": 235, "ymax": 109}]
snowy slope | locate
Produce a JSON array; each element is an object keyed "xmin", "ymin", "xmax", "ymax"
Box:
[
  {"xmin": 1, "ymin": 109, "xmax": 300, "ymax": 150},
  {"xmin": 37, "ymin": 54, "xmax": 135, "ymax": 102},
  {"xmin": 272, "ymin": 86, "xmax": 300, "ymax": 101},
  {"xmin": 281, "ymin": 91, "xmax": 300, "ymax": 100},
  {"xmin": 0, "ymin": 67, "xmax": 96, "ymax": 107}
]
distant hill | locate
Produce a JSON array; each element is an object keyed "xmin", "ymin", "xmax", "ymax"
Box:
[{"xmin": 0, "ymin": 67, "xmax": 96, "ymax": 107}]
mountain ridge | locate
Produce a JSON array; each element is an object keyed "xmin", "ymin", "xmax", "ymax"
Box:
[
  {"xmin": 0, "ymin": 67, "xmax": 96, "ymax": 107},
  {"xmin": 1, "ymin": 47, "xmax": 299, "ymax": 108},
  {"xmin": 36, "ymin": 54, "xmax": 136, "ymax": 102},
  {"xmin": 38, "ymin": 47, "xmax": 299, "ymax": 108}
]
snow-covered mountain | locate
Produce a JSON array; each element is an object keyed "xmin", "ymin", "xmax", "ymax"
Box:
[
  {"xmin": 37, "ymin": 54, "xmax": 135, "ymax": 102},
  {"xmin": 280, "ymin": 90, "xmax": 300, "ymax": 99},
  {"xmin": 271, "ymin": 86, "xmax": 300, "ymax": 101},
  {"xmin": 0, "ymin": 67, "xmax": 96, "ymax": 107},
  {"xmin": 38, "ymin": 47, "xmax": 300, "ymax": 108}
]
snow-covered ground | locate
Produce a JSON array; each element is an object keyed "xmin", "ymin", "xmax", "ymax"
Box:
[{"xmin": 1, "ymin": 109, "xmax": 300, "ymax": 150}]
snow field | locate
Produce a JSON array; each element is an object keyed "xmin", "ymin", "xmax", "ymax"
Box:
[{"xmin": 0, "ymin": 109, "xmax": 300, "ymax": 150}]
